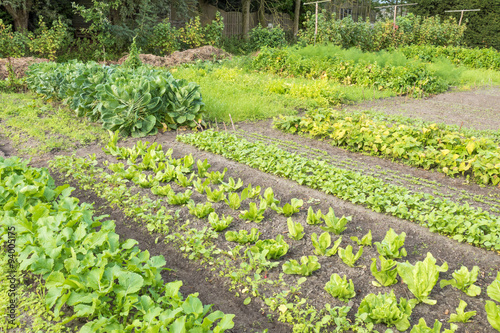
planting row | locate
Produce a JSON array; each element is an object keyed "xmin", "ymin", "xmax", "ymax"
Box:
[
  {"xmin": 0, "ymin": 156, "xmax": 234, "ymax": 332},
  {"xmin": 274, "ymin": 108, "xmax": 500, "ymax": 185},
  {"xmin": 25, "ymin": 60, "xmax": 204, "ymax": 137},
  {"xmin": 251, "ymin": 45, "xmax": 448, "ymax": 97},
  {"xmin": 177, "ymin": 130, "xmax": 500, "ymax": 250},
  {"xmin": 49, "ymin": 137, "xmax": 500, "ymax": 332},
  {"xmin": 401, "ymin": 45, "xmax": 500, "ymax": 71}
]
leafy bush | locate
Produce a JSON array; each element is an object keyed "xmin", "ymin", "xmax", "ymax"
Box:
[
  {"xmin": 249, "ymin": 24, "xmax": 287, "ymax": 50},
  {"xmin": 27, "ymin": 17, "xmax": 72, "ymax": 61},
  {"xmin": 298, "ymin": 11, "xmax": 465, "ymax": 51},
  {"xmin": 0, "ymin": 19, "xmax": 28, "ymax": 58},
  {"xmin": 26, "ymin": 61, "xmax": 205, "ymax": 137}
]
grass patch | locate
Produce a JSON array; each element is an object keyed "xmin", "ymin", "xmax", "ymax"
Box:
[{"xmin": 0, "ymin": 92, "xmax": 108, "ymax": 155}]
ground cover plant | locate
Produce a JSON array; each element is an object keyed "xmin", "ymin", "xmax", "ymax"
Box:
[{"xmin": 274, "ymin": 108, "xmax": 500, "ymax": 185}]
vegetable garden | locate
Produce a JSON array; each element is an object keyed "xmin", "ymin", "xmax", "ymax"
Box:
[{"xmin": 1, "ymin": 40, "xmax": 500, "ymax": 332}]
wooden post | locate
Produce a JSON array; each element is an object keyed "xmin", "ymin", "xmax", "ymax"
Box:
[
  {"xmin": 444, "ymin": 9, "xmax": 480, "ymax": 26},
  {"xmin": 304, "ymin": 0, "xmax": 331, "ymax": 44}
]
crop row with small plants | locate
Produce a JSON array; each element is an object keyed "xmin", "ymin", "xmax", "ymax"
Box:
[
  {"xmin": 0, "ymin": 156, "xmax": 234, "ymax": 332},
  {"xmin": 178, "ymin": 130, "xmax": 500, "ymax": 250},
  {"xmin": 251, "ymin": 46, "xmax": 449, "ymax": 97},
  {"xmin": 274, "ymin": 108, "xmax": 500, "ymax": 185},
  {"xmin": 49, "ymin": 135, "xmax": 500, "ymax": 332},
  {"xmin": 401, "ymin": 45, "xmax": 500, "ymax": 71},
  {"xmin": 25, "ymin": 61, "xmax": 204, "ymax": 137}
]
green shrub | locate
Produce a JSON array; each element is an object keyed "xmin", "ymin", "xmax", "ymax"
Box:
[
  {"xmin": 27, "ymin": 17, "xmax": 72, "ymax": 61},
  {"xmin": 148, "ymin": 19, "xmax": 180, "ymax": 56},
  {"xmin": 0, "ymin": 19, "xmax": 28, "ymax": 58},
  {"xmin": 249, "ymin": 24, "xmax": 287, "ymax": 50}
]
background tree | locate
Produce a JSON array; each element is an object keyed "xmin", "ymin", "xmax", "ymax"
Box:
[{"xmin": 0, "ymin": 0, "xmax": 33, "ymax": 32}]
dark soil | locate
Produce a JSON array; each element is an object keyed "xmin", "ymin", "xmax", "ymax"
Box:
[{"xmin": 2, "ymin": 87, "xmax": 500, "ymax": 332}]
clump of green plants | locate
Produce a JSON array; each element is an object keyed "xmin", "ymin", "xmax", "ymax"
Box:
[
  {"xmin": 371, "ymin": 256, "xmax": 398, "ymax": 287},
  {"xmin": 324, "ymin": 273, "xmax": 356, "ymax": 302},
  {"xmin": 225, "ymin": 228, "xmax": 261, "ymax": 244},
  {"xmin": 311, "ymin": 233, "xmax": 342, "ymax": 256},
  {"xmin": 282, "ymin": 256, "xmax": 321, "ymax": 276},
  {"xmin": 375, "ymin": 228, "xmax": 407, "ymax": 259},
  {"xmin": 440, "ymin": 266, "xmax": 481, "ymax": 296},
  {"xmin": 208, "ymin": 212, "xmax": 233, "ymax": 231},
  {"xmin": 187, "ymin": 201, "xmax": 214, "ymax": 218},
  {"xmin": 287, "ymin": 218, "xmax": 305, "ymax": 240},
  {"xmin": 338, "ymin": 245, "xmax": 363, "ymax": 267}
]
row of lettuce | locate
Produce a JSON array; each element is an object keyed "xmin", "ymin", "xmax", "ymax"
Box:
[
  {"xmin": 25, "ymin": 61, "xmax": 205, "ymax": 137},
  {"xmin": 274, "ymin": 109, "xmax": 500, "ymax": 185},
  {"xmin": 49, "ymin": 137, "xmax": 500, "ymax": 332},
  {"xmin": 0, "ymin": 156, "xmax": 234, "ymax": 332},
  {"xmin": 177, "ymin": 130, "xmax": 500, "ymax": 250}
]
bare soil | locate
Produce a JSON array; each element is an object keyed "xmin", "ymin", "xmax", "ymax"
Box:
[{"xmin": 2, "ymin": 87, "xmax": 500, "ymax": 332}]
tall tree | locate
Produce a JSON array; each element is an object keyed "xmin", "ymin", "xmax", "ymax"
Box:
[
  {"xmin": 293, "ymin": 0, "xmax": 300, "ymax": 37},
  {"xmin": 241, "ymin": 0, "xmax": 250, "ymax": 37},
  {"xmin": 1, "ymin": 0, "xmax": 33, "ymax": 32}
]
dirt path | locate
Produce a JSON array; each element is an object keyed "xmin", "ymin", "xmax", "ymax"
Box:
[{"xmin": 344, "ymin": 86, "xmax": 500, "ymax": 132}]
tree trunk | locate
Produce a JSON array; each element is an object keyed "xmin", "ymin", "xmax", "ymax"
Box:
[
  {"xmin": 242, "ymin": 0, "xmax": 251, "ymax": 38},
  {"xmin": 4, "ymin": 0, "xmax": 33, "ymax": 33},
  {"xmin": 258, "ymin": 0, "xmax": 266, "ymax": 27},
  {"xmin": 293, "ymin": 0, "xmax": 300, "ymax": 37}
]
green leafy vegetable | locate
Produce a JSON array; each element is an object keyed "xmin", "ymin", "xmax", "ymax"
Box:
[
  {"xmin": 225, "ymin": 192, "xmax": 243, "ymax": 210},
  {"xmin": 371, "ymin": 255, "xmax": 398, "ymax": 287},
  {"xmin": 262, "ymin": 187, "xmax": 280, "ymax": 206},
  {"xmin": 375, "ymin": 228, "xmax": 407, "ymax": 259},
  {"xmin": 252, "ymin": 235, "xmax": 289, "ymax": 260},
  {"xmin": 397, "ymin": 252, "xmax": 448, "ymax": 305},
  {"xmin": 338, "ymin": 245, "xmax": 363, "ymax": 267},
  {"xmin": 448, "ymin": 300, "xmax": 476, "ymax": 323},
  {"xmin": 320, "ymin": 208, "xmax": 351, "ymax": 235},
  {"xmin": 225, "ymin": 228, "xmax": 261, "ymax": 244},
  {"xmin": 282, "ymin": 256, "xmax": 321, "ymax": 276},
  {"xmin": 440, "ymin": 265, "xmax": 481, "ymax": 297},
  {"xmin": 271, "ymin": 198, "xmax": 303, "ymax": 217},
  {"xmin": 486, "ymin": 272, "xmax": 500, "ymax": 331},
  {"xmin": 151, "ymin": 184, "xmax": 173, "ymax": 196},
  {"xmin": 167, "ymin": 190, "xmax": 192, "ymax": 205},
  {"xmin": 175, "ymin": 171, "xmax": 195, "ymax": 187},
  {"xmin": 196, "ymin": 159, "xmax": 211, "ymax": 177},
  {"xmin": 241, "ymin": 184, "xmax": 261, "ymax": 199},
  {"xmin": 187, "ymin": 201, "xmax": 214, "ymax": 218},
  {"xmin": 410, "ymin": 318, "xmax": 457, "ymax": 333},
  {"xmin": 206, "ymin": 187, "xmax": 226, "ymax": 203},
  {"xmin": 357, "ymin": 291, "xmax": 416, "ymax": 332},
  {"xmin": 220, "ymin": 177, "xmax": 243, "ymax": 192},
  {"xmin": 208, "ymin": 212, "xmax": 233, "ymax": 232},
  {"xmin": 306, "ymin": 207, "xmax": 323, "ymax": 225},
  {"xmin": 193, "ymin": 177, "xmax": 210, "ymax": 194},
  {"xmin": 287, "ymin": 218, "xmax": 305, "ymax": 240},
  {"xmin": 311, "ymin": 232, "xmax": 342, "ymax": 256},
  {"xmin": 350, "ymin": 230, "xmax": 372, "ymax": 247},
  {"xmin": 206, "ymin": 168, "xmax": 227, "ymax": 184},
  {"xmin": 324, "ymin": 273, "xmax": 356, "ymax": 302},
  {"xmin": 239, "ymin": 200, "xmax": 267, "ymax": 223}
]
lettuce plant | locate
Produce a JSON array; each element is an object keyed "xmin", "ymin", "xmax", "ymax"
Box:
[
  {"xmin": 154, "ymin": 164, "xmax": 177, "ymax": 182},
  {"xmin": 371, "ymin": 255, "xmax": 398, "ymax": 287},
  {"xmin": 271, "ymin": 198, "xmax": 303, "ymax": 217},
  {"xmin": 287, "ymin": 218, "xmax": 304, "ymax": 240},
  {"xmin": 375, "ymin": 228, "xmax": 407, "ymax": 259},
  {"xmin": 306, "ymin": 207, "xmax": 323, "ymax": 225},
  {"xmin": 225, "ymin": 192, "xmax": 242, "ymax": 210},
  {"xmin": 151, "ymin": 184, "xmax": 173, "ymax": 196},
  {"xmin": 357, "ymin": 291, "xmax": 416, "ymax": 332},
  {"xmin": 448, "ymin": 300, "xmax": 476, "ymax": 323},
  {"xmin": 206, "ymin": 187, "xmax": 226, "ymax": 203},
  {"xmin": 320, "ymin": 208, "xmax": 351, "ymax": 235},
  {"xmin": 196, "ymin": 159, "xmax": 211, "ymax": 177},
  {"xmin": 486, "ymin": 272, "xmax": 500, "ymax": 331},
  {"xmin": 193, "ymin": 177, "xmax": 210, "ymax": 194},
  {"xmin": 397, "ymin": 252, "xmax": 448, "ymax": 305},
  {"xmin": 206, "ymin": 168, "xmax": 227, "ymax": 184},
  {"xmin": 262, "ymin": 187, "xmax": 280, "ymax": 206},
  {"xmin": 252, "ymin": 235, "xmax": 289, "ymax": 260},
  {"xmin": 440, "ymin": 265, "xmax": 481, "ymax": 296},
  {"xmin": 282, "ymin": 256, "xmax": 321, "ymax": 276},
  {"xmin": 410, "ymin": 318, "xmax": 457, "ymax": 333},
  {"xmin": 311, "ymin": 232, "xmax": 342, "ymax": 256},
  {"xmin": 208, "ymin": 212, "xmax": 233, "ymax": 232},
  {"xmin": 167, "ymin": 190, "xmax": 192, "ymax": 205},
  {"xmin": 338, "ymin": 245, "xmax": 363, "ymax": 267},
  {"xmin": 324, "ymin": 273, "xmax": 356, "ymax": 302},
  {"xmin": 174, "ymin": 171, "xmax": 195, "ymax": 187},
  {"xmin": 187, "ymin": 201, "xmax": 214, "ymax": 218},
  {"xmin": 239, "ymin": 200, "xmax": 267, "ymax": 223},
  {"xmin": 241, "ymin": 184, "xmax": 261, "ymax": 199},
  {"xmin": 350, "ymin": 230, "xmax": 372, "ymax": 247},
  {"xmin": 225, "ymin": 228, "xmax": 261, "ymax": 244},
  {"xmin": 220, "ymin": 177, "xmax": 243, "ymax": 192}
]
